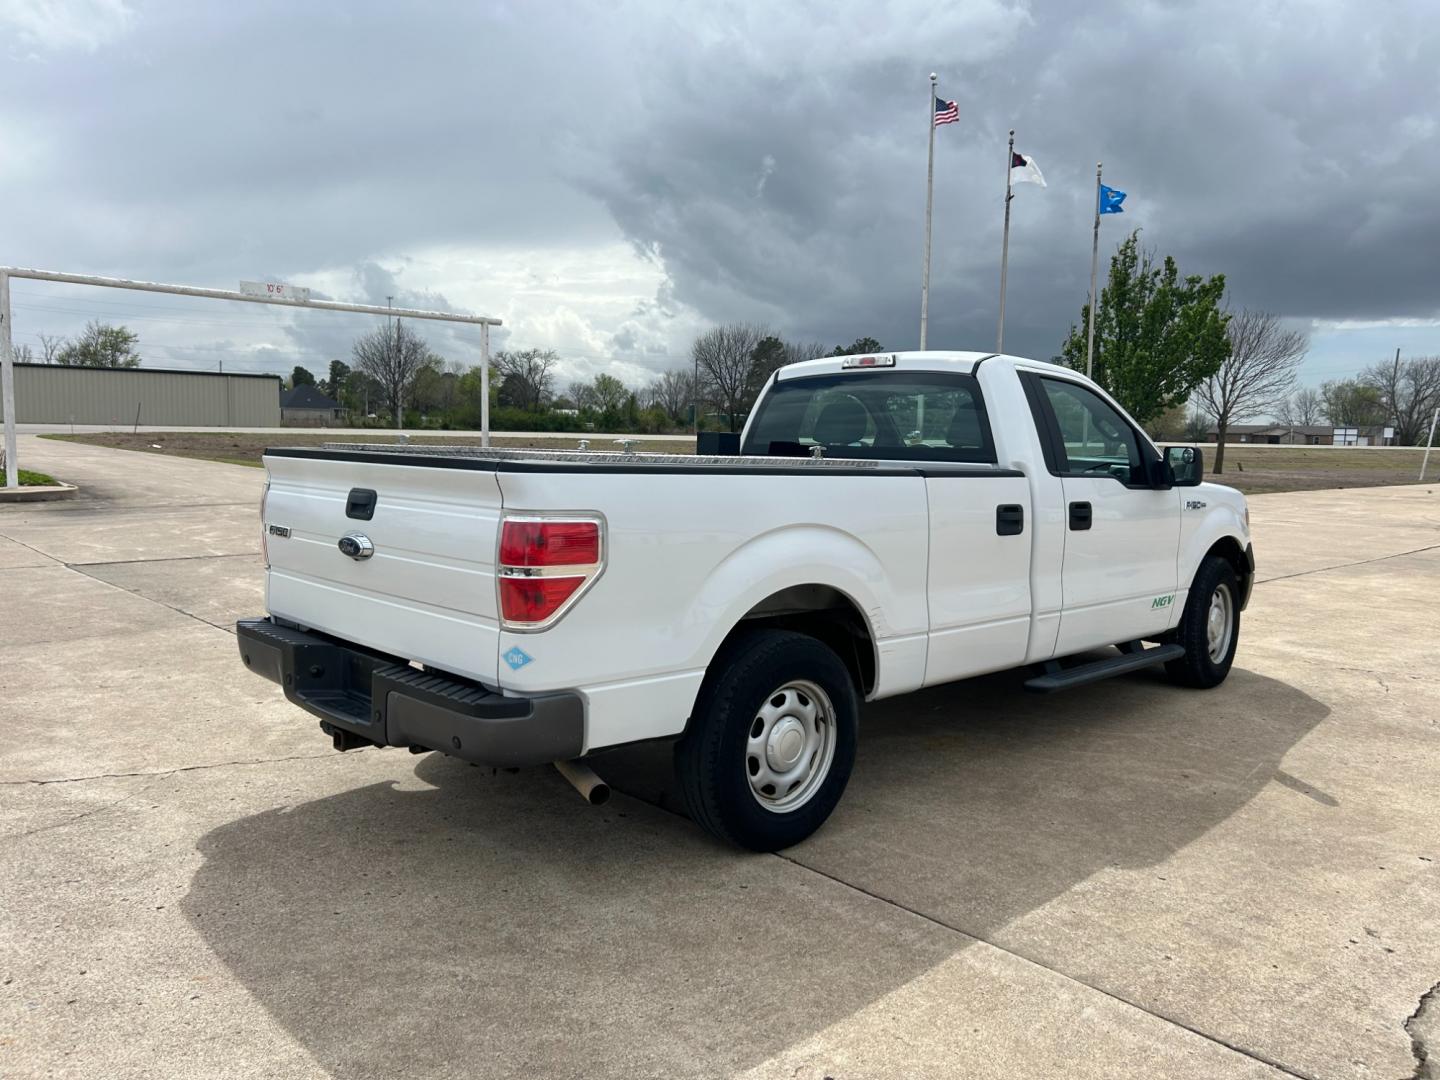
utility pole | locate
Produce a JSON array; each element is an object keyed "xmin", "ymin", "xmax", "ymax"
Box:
[{"xmin": 388, "ymin": 296, "xmax": 402, "ymax": 430}]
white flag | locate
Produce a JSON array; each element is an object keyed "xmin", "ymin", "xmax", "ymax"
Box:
[{"xmin": 1010, "ymin": 152, "xmax": 1046, "ymax": 188}]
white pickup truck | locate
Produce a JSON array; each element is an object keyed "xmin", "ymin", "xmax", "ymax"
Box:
[{"xmin": 238, "ymin": 351, "xmax": 1253, "ymax": 850}]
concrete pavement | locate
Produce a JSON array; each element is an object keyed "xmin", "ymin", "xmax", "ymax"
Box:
[{"xmin": 2, "ymin": 432, "xmax": 1437, "ymax": 1079}]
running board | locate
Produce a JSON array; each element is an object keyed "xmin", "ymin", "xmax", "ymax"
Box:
[{"xmin": 1024, "ymin": 642, "xmax": 1185, "ymax": 693}]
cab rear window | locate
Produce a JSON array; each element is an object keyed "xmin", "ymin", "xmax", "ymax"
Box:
[{"xmin": 741, "ymin": 371, "xmax": 996, "ymax": 463}]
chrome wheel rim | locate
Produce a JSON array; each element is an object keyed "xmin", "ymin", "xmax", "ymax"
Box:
[
  {"xmin": 1206, "ymin": 583, "xmax": 1234, "ymax": 663},
  {"xmin": 745, "ymin": 679, "xmax": 836, "ymax": 813}
]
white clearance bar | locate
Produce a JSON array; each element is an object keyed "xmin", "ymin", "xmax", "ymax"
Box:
[
  {"xmin": 841, "ymin": 354, "xmax": 898, "ymax": 369},
  {"xmin": 240, "ymin": 280, "xmax": 311, "ymax": 302},
  {"xmin": 0, "ymin": 265, "xmax": 502, "ymax": 487}
]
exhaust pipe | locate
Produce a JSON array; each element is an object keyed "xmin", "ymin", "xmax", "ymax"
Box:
[{"xmin": 554, "ymin": 759, "xmax": 610, "ymax": 805}]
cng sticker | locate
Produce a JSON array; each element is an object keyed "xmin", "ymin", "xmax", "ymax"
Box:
[
  {"xmin": 1151, "ymin": 594, "xmax": 1175, "ymax": 609},
  {"xmin": 503, "ymin": 646, "xmax": 534, "ymax": 670}
]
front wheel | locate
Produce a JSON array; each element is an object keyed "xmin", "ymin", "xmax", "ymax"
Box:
[
  {"xmin": 1165, "ymin": 555, "xmax": 1241, "ymax": 688},
  {"xmin": 675, "ymin": 629, "xmax": 858, "ymax": 851}
]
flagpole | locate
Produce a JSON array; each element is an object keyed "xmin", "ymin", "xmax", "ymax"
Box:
[
  {"xmin": 919, "ymin": 72, "xmax": 937, "ymax": 351},
  {"xmin": 1084, "ymin": 161, "xmax": 1102, "ymax": 380},
  {"xmin": 997, "ymin": 128, "xmax": 1015, "ymax": 354}
]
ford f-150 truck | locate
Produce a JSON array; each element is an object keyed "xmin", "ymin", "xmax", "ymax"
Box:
[{"xmin": 237, "ymin": 351, "xmax": 1253, "ymax": 850}]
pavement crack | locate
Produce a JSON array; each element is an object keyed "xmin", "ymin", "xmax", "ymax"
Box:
[
  {"xmin": 773, "ymin": 852, "xmax": 1320, "ymax": 1080},
  {"xmin": 1407, "ymin": 980, "xmax": 1440, "ymax": 1080},
  {"xmin": 0, "ymin": 748, "xmax": 368, "ymax": 789},
  {"xmin": 1257, "ymin": 542, "xmax": 1440, "ymax": 586}
]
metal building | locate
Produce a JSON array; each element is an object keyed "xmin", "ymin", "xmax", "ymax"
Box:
[{"xmin": 0, "ymin": 363, "xmax": 281, "ymax": 426}]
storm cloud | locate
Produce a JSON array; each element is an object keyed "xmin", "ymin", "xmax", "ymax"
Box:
[{"xmin": 2, "ymin": 0, "xmax": 1436, "ymax": 382}]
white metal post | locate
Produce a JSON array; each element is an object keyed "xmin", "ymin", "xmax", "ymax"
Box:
[
  {"xmin": 480, "ymin": 321, "xmax": 491, "ymax": 448},
  {"xmin": 1421, "ymin": 404, "xmax": 1439, "ymax": 482},
  {"xmin": 1, "ymin": 271, "xmax": 16, "ymax": 488},
  {"xmin": 919, "ymin": 73, "xmax": 938, "ymax": 352}
]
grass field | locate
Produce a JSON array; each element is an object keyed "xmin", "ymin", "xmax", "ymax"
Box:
[
  {"xmin": 39, "ymin": 432, "xmax": 1434, "ymax": 494},
  {"xmin": 38, "ymin": 431, "xmax": 689, "ymax": 468}
]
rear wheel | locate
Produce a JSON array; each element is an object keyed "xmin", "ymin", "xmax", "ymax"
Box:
[
  {"xmin": 675, "ymin": 629, "xmax": 858, "ymax": 851},
  {"xmin": 1166, "ymin": 555, "xmax": 1240, "ymax": 688}
]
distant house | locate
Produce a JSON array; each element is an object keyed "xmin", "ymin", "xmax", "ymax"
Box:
[
  {"xmin": 280, "ymin": 385, "xmax": 346, "ymax": 427},
  {"xmin": 1207, "ymin": 424, "xmax": 1333, "ymax": 446},
  {"xmin": 1205, "ymin": 423, "xmax": 1395, "ymax": 446}
]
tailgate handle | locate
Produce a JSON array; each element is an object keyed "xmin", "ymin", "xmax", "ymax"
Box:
[{"xmin": 346, "ymin": 488, "xmax": 377, "ymax": 521}]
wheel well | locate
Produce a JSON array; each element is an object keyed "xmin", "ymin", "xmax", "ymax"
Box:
[
  {"xmin": 1204, "ymin": 536, "xmax": 1252, "ymax": 608},
  {"xmin": 717, "ymin": 585, "xmax": 876, "ymax": 696}
]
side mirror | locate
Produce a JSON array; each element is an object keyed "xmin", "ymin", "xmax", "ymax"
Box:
[{"xmin": 1164, "ymin": 445, "xmax": 1204, "ymax": 487}]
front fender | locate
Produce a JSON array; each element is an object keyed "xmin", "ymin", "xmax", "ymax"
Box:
[{"xmin": 1179, "ymin": 482, "xmax": 1251, "ymax": 604}]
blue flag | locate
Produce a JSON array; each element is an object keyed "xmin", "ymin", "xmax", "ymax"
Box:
[{"xmin": 1099, "ymin": 184, "xmax": 1126, "ymax": 214}]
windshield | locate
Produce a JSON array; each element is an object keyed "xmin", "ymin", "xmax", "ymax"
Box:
[{"xmin": 741, "ymin": 371, "xmax": 996, "ymax": 463}]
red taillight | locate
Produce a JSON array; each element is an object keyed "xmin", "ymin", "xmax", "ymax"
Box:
[
  {"xmin": 499, "ymin": 520, "xmax": 599, "ymax": 567},
  {"xmin": 497, "ymin": 517, "xmax": 603, "ymax": 629},
  {"xmin": 499, "ymin": 576, "xmax": 584, "ymax": 623}
]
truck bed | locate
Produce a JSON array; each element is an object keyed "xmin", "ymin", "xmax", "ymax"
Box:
[{"xmin": 265, "ymin": 442, "xmax": 1024, "ymax": 477}]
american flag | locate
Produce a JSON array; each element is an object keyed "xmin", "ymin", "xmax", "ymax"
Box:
[{"xmin": 933, "ymin": 96, "xmax": 958, "ymax": 126}]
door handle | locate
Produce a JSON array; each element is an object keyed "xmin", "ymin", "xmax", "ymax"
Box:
[
  {"xmin": 1069, "ymin": 501, "xmax": 1092, "ymax": 531},
  {"xmin": 996, "ymin": 504, "xmax": 1025, "ymax": 536}
]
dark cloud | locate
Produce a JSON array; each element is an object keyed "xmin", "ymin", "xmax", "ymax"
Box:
[{"xmin": 2, "ymin": 0, "xmax": 1436, "ymax": 380}]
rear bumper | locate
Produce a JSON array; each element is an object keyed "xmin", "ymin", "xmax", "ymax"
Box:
[{"xmin": 236, "ymin": 618, "xmax": 584, "ymax": 767}]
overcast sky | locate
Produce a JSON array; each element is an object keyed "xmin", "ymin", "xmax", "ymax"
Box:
[{"xmin": 2, "ymin": 0, "xmax": 1436, "ymax": 390}]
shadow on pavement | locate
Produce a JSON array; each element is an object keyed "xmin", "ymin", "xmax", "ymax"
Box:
[{"xmin": 184, "ymin": 665, "xmax": 1326, "ymax": 1078}]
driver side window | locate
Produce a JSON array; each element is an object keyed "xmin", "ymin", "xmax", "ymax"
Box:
[{"xmin": 1039, "ymin": 378, "xmax": 1141, "ymax": 483}]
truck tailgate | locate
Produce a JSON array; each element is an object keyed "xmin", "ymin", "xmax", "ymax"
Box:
[{"xmin": 261, "ymin": 452, "xmax": 502, "ymax": 684}]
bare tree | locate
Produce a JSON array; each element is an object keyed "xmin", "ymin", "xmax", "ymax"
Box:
[
  {"xmin": 693, "ymin": 323, "xmax": 767, "ymax": 431},
  {"xmin": 783, "ymin": 340, "xmax": 826, "ymax": 366},
  {"xmin": 568, "ymin": 380, "xmax": 597, "ymax": 412},
  {"xmin": 12, "ymin": 344, "xmax": 34, "ymax": 363},
  {"xmin": 648, "ymin": 368, "xmax": 697, "ymax": 423},
  {"xmin": 1276, "ymin": 386, "xmax": 1323, "ymax": 427},
  {"xmin": 1321, "ymin": 379, "xmax": 1388, "ymax": 428},
  {"xmin": 1193, "ymin": 309, "xmax": 1307, "ymax": 473},
  {"xmin": 1360, "ymin": 351, "xmax": 1440, "ymax": 445},
  {"xmin": 494, "ymin": 348, "xmax": 558, "ymax": 412},
  {"xmin": 352, "ymin": 320, "xmax": 430, "ymax": 428},
  {"xmin": 38, "ymin": 334, "xmax": 63, "ymax": 364}
]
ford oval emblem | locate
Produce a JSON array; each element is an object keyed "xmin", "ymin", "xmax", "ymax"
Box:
[{"xmin": 338, "ymin": 533, "xmax": 375, "ymax": 560}]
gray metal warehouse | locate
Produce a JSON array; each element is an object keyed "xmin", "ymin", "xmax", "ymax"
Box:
[{"xmin": 0, "ymin": 363, "xmax": 281, "ymax": 426}]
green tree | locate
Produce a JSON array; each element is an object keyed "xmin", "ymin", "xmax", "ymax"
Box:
[
  {"xmin": 747, "ymin": 335, "xmax": 789, "ymax": 399},
  {"xmin": 829, "ymin": 337, "xmax": 884, "ymax": 357},
  {"xmin": 322, "ymin": 359, "xmax": 351, "ymax": 398},
  {"xmin": 290, "ymin": 365, "xmax": 316, "ymax": 389},
  {"xmin": 1060, "ymin": 232, "xmax": 1229, "ymax": 425},
  {"xmin": 55, "ymin": 321, "xmax": 141, "ymax": 368},
  {"xmin": 589, "ymin": 373, "xmax": 628, "ymax": 420}
]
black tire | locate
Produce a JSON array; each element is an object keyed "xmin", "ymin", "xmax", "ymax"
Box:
[
  {"xmin": 675, "ymin": 629, "xmax": 858, "ymax": 852},
  {"xmin": 1165, "ymin": 555, "xmax": 1241, "ymax": 689}
]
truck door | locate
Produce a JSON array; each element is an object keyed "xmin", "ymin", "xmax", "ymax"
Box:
[
  {"xmin": 920, "ymin": 376, "xmax": 1033, "ymax": 686},
  {"xmin": 1022, "ymin": 373, "xmax": 1180, "ymax": 656}
]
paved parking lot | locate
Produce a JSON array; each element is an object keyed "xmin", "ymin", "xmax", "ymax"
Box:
[{"xmin": 2, "ymin": 433, "xmax": 1437, "ymax": 1080}]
